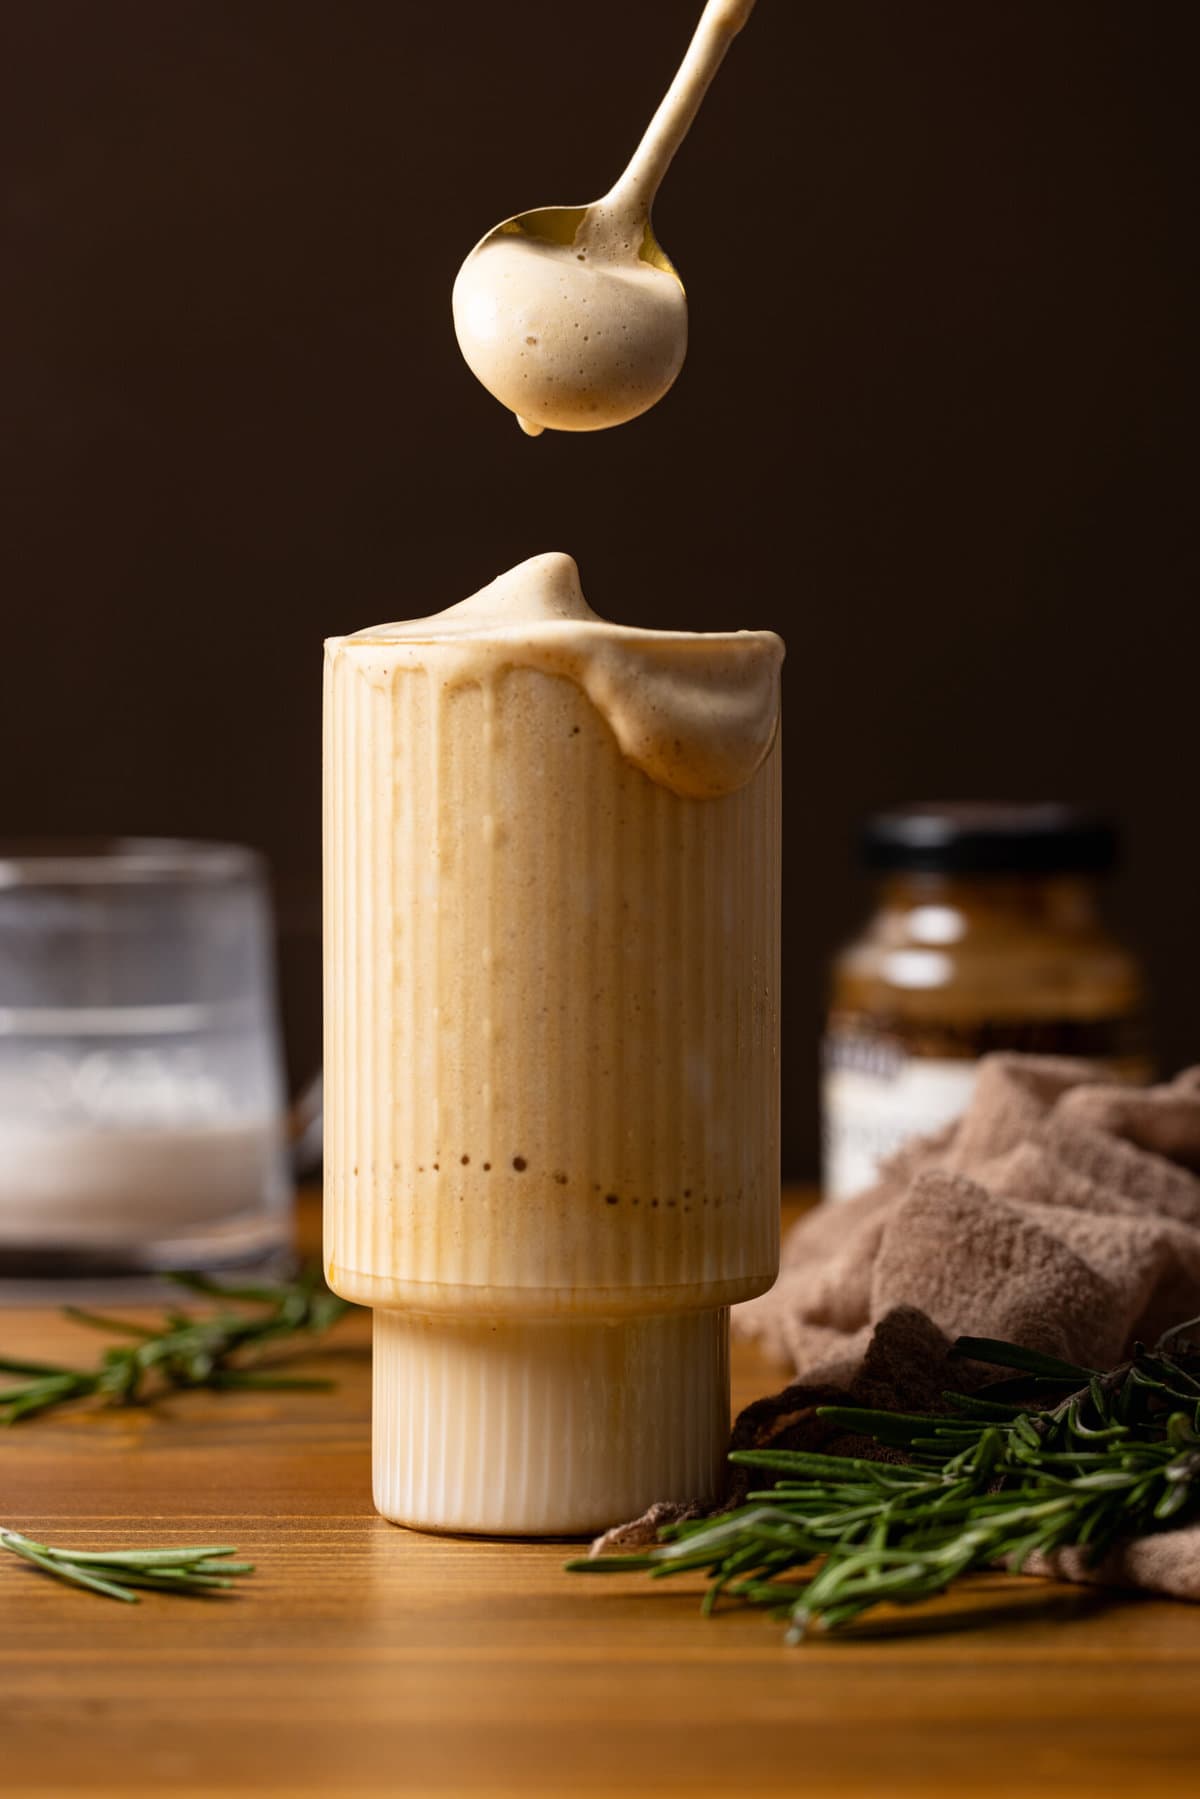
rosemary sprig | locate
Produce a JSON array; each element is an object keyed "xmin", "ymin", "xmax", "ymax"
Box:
[
  {"xmin": 0, "ymin": 1268, "xmax": 353, "ymax": 1422},
  {"xmin": 567, "ymin": 1320, "xmax": 1200, "ymax": 1642},
  {"xmin": 0, "ymin": 1528, "xmax": 254, "ymax": 1602}
]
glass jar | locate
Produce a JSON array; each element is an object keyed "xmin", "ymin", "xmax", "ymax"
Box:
[
  {"xmin": 822, "ymin": 804, "xmax": 1148, "ymax": 1201},
  {"xmin": 0, "ymin": 839, "xmax": 294, "ymax": 1276}
]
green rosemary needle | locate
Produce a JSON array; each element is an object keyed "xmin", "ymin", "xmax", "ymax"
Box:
[
  {"xmin": 0, "ymin": 1268, "xmax": 353, "ymax": 1422},
  {"xmin": 566, "ymin": 1320, "xmax": 1200, "ymax": 1641},
  {"xmin": 0, "ymin": 1528, "xmax": 254, "ymax": 1602}
]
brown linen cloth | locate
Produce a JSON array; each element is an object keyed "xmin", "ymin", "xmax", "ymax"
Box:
[
  {"xmin": 597, "ymin": 1057, "xmax": 1200, "ymax": 1600},
  {"xmin": 739, "ymin": 1055, "xmax": 1200, "ymax": 1383}
]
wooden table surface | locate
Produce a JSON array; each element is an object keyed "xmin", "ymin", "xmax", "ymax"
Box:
[{"xmin": 3, "ymin": 1191, "xmax": 1199, "ymax": 1798}]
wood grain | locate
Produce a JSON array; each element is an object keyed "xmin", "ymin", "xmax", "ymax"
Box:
[{"xmin": 2, "ymin": 1191, "xmax": 1199, "ymax": 1798}]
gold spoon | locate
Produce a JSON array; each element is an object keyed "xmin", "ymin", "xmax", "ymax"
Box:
[{"xmin": 452, "ymin": 0, "xmax": 758, "ymax": 436}]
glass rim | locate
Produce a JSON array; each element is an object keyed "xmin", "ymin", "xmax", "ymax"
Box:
[{"xmin": 0, "ymin": 838, "xmax": 265, "ymax": 888}]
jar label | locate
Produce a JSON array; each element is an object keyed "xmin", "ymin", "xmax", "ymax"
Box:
[
  {"xmin": 821, "ymin": 1021, "xmax": 1148, "ymax": 1202},
  {"xmin": 822, "ymin": 1054, "xmax": 978, "ymax": 1202}
]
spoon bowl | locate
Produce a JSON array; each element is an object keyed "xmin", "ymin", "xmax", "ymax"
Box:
[{"xmin": 452, "ymin": 207, "xmax": 686, "ymax": 436}]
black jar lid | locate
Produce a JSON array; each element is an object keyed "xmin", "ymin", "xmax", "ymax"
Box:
[{"xmin": 862, "ymin": 803, "xmax": 1119, "ymax": 875}]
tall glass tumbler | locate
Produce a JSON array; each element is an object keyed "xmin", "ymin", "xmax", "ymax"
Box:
[
  {"xmin": 325, "ymin": 558, "xmax": 783, "ymax": 1535},
  {"xmin": 0, "ymin": 840, "xmax": 293, "ymax": 1275}
]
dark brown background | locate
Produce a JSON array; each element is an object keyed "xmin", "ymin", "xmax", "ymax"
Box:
[{"xmin": 1, "ymin": 1, "xmax": 1196, "ymax": 1175}]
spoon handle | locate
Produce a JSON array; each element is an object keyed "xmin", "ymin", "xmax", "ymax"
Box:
[{"xmin": 604, "ymin": 0, "xmax": 758, "ymax": 219}]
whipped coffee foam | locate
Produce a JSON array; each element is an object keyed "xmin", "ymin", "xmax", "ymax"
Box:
[{"xmin": 336, "ymin": 552, "xmax": 782, "ymax": 799}]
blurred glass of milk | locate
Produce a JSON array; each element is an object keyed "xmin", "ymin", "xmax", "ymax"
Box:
[{"xmin": 0, "ymin": 841, "xmax": 293, "ymax": 1276}]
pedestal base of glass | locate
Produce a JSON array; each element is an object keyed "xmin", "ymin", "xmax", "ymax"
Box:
[{"xmin": 372, "ymin": 1305, "xmax": 730, "ymax": 1536}]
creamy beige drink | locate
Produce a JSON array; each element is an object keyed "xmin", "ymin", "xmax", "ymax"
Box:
[
  {"xmin": 324, "ymin": 552, "xmax": 782, "ymax": 1532},
  {"xmin": 453, "ymin": 0, "xmax": 757, "ymax": 435}
]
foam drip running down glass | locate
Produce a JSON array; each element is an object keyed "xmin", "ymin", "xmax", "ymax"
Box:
[{"xmin": 0, "ymin": 840, "xmax": 294, "ymax": 1278}]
